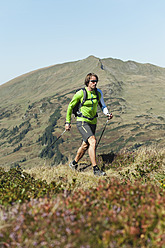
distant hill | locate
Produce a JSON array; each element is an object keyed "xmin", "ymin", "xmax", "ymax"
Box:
[{"xmin": 0, "ymin": 55, "xmax": 165, "ymax": 168}]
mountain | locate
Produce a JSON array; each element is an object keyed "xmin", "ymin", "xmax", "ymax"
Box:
[{"xmin": 0, "ymin": 55, "xmax": 165, "ymax": 168}]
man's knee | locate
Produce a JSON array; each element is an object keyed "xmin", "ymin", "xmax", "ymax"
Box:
[
  {"xmin": 88, "ymin": 136, "xmax": 96, "ymax": 147},
  {"xmin": 81, "ymin": 141, "xmax": 89, "ymax": 151}
]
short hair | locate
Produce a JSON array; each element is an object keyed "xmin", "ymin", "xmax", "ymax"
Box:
[{"xmin": 84, "ymin": 73, "xmax": 98, "ymax": 86}]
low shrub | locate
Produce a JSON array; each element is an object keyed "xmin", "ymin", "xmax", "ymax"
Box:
[
  {"xmin": 0, "ymin": 173, "xmax": 165, "ymax": 247},
  {"xmin": 0, "ymin": 148, "xmax": 164, "ymax": 247},
  {"xmin": 0, "ymin": 167, "xmax": 66, "ymax": 206}
]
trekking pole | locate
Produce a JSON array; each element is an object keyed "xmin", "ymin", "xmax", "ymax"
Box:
[
  {"xmin": 96, "ymin": 119, "xmax": 109, "ymax": 150},
  {"xmin": 46, "ymin": 129, "xmax": 66, "ymax": 150}
]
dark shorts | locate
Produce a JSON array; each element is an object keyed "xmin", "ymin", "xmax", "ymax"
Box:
[{"xmin": 77, "ymin": 121, "xmax": 96, "ymax": 143}]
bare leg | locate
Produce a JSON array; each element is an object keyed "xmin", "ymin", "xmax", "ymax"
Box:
[
  {"xmin": 74, "ymin": 141, "xmax": 89, "ymax": 163},
  {"xmin": 87, "ymin": 136, "xmax": 97, "ymax": 166}
]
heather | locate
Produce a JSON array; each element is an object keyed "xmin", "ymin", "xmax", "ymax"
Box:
[{"xmin": 0, "ymin": 147, "xmax": 165, "ymax": 248}]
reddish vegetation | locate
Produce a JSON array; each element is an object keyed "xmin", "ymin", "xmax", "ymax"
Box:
[{"xmin": 0, "ymin": 166, "xmax": 164, "ymax": 248}]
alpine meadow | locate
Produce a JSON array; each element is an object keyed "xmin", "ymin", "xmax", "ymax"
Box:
[{"xmin": 0, "ymin": 56, "xmax": 165, "ymax": 248}]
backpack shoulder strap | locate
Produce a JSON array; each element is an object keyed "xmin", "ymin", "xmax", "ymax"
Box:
[
  {"xmin": 81, "ymin": 87, "xmax": 87, "ymax": 106},
  {"xmin": 95, "ymin": 88, "xmax": 99, "ymax": 102},
  {"xmin": 95, "ymin": 88, "xmax": 103, "ymax": 108}
]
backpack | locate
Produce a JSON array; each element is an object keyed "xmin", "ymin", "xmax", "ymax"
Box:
[{"xmin": 72, "ymin": 88, "xmax": 100, "ymax": 118}]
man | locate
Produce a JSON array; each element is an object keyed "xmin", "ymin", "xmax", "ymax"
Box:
[{"xmin": 65, "ymin": 73, "xmax": 113, "ymax": 176}]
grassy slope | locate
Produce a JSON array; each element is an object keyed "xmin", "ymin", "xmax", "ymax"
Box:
[{"xmin": 24, "ymin": 146, "xmax": 165, "ymax": 187}]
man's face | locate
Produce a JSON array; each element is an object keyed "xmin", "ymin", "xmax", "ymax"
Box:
[{"xmin": 88, "ymin": 76, "xmax": 98, "ymax": 90}]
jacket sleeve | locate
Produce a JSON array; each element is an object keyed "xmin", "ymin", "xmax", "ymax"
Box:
[
  {"xmin": 97, "ymin": 88, "xmax": 109, "ymax": 115},
  {"xmin": 66, "ymin": 90, "xmax": 83, "ymax": 123}
]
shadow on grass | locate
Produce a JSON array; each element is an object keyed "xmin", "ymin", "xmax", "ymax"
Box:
[{"xmin": 78, "ymin": 152, "xmax": 116, "ymax": 172}]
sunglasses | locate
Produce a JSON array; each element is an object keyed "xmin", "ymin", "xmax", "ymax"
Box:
[{"xmin": 90, "ymin": 80, "xmax": 98, "ymax": 83}]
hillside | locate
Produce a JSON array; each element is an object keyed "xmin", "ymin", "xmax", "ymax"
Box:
[{"xmin": 0, "ymin": 55, "xmax": 165, "ymax": 168}]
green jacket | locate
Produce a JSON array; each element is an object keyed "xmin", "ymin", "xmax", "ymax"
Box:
[{"xmin": 66, "ymin": 87, "xmax": 108, "ymax": 125}]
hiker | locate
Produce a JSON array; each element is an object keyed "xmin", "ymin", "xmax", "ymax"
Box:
[{"xmin": 65, "ymin": 73, "xmax": 113, "ymax": 176}]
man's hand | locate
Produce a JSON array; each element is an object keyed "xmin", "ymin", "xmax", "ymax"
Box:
[
  {"xmin": 107, "ymin": 113, "xmax": 113, "ymax": 120},
  {"xmin": 65, "ymin": 123, "xmax": 71, "ymax": 131}
]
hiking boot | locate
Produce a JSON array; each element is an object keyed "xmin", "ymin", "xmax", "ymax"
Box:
[
  {"xmin": 69, "ymin": 160, "xmax": 78, "ymax": 171},
  {"xmin": 93, "ymin": 166, "xmax": 106, "ymax": 176}
]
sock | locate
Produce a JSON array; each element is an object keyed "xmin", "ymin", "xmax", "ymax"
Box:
[{"xmin": 73, "ymin": 160, "xmax": 78, "ymax": 165}]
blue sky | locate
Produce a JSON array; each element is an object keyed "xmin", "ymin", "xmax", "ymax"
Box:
[{"xmin": 0, "ymin": 0, "xmax": 165, "ymax": 85}]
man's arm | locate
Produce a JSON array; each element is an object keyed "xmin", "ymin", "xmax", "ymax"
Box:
[{"xmin": 97, "ymin": 88, "xmax": 113, "ymax": 119}]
